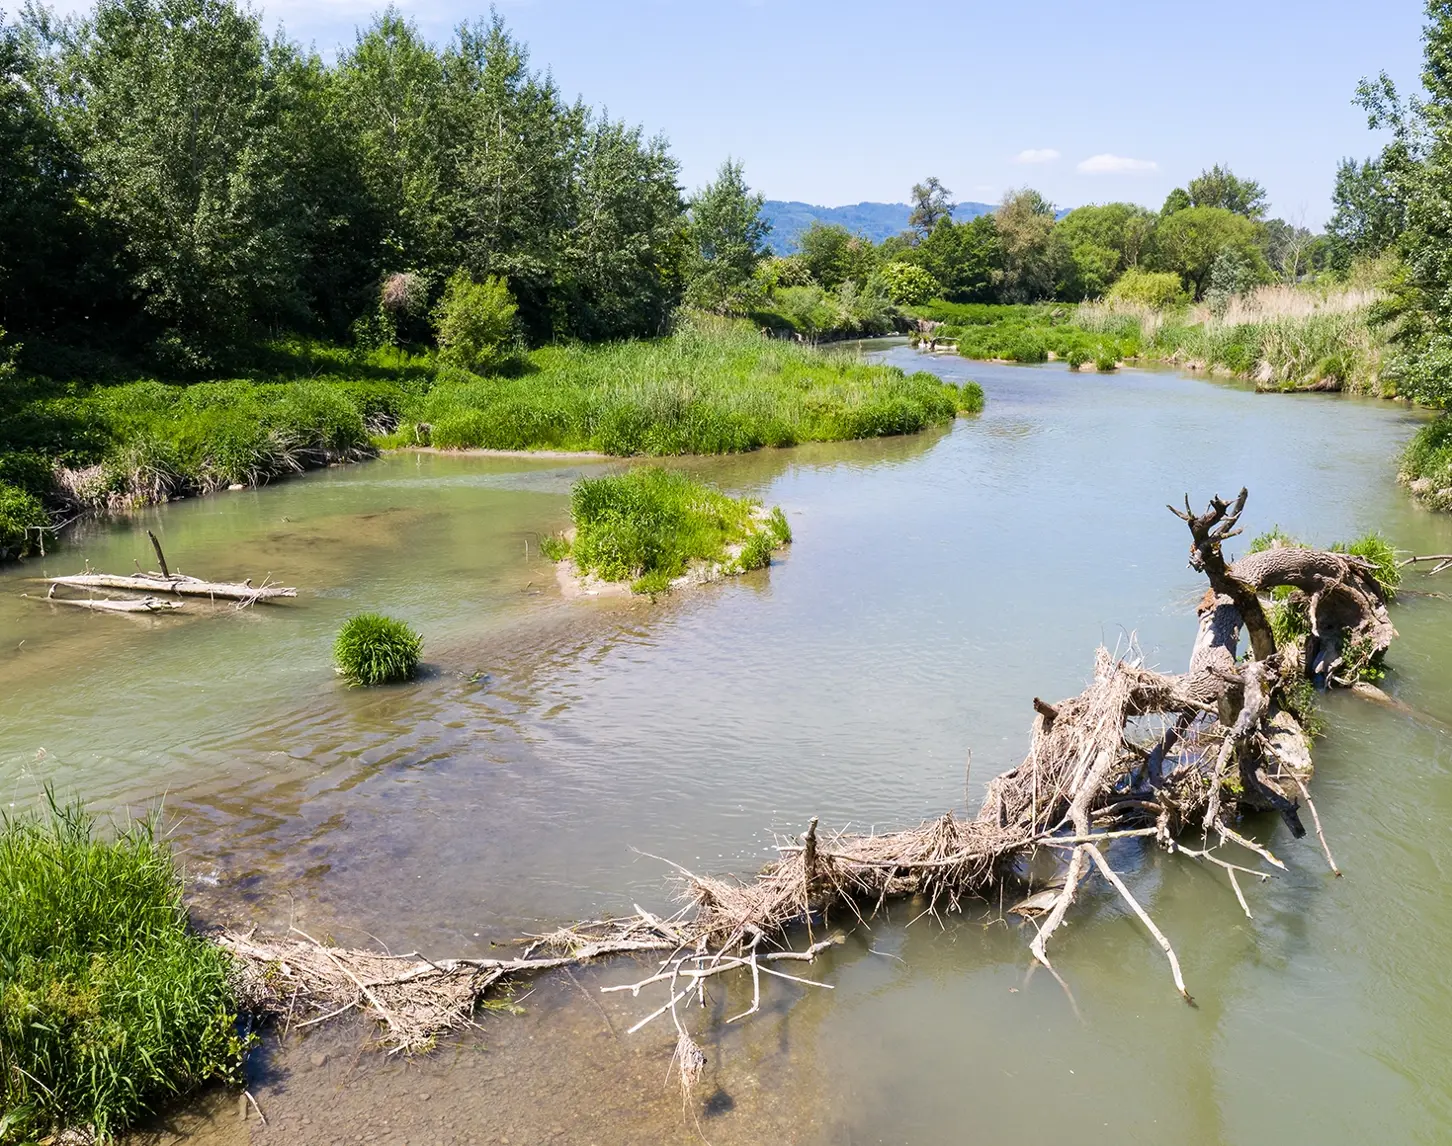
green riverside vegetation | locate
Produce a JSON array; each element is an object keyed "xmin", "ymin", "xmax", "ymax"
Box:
[
  {"xmin": 542, "ymin": 467, "xmax": 792, "ymax": 594},
  {"xmin": 0, "ymin": 797, "xmax": 245, "ymax": 1144},
  {"xmin": 334, "ymin": 613, "xmax": 424, "ymax": 685},
  {"xmin": 401, "ymin": 322, "xmax": 978, "ymax": 454},
  {"xmin": 1400, "ymin": 415, "xmax": 1452, "ymax": 509}
]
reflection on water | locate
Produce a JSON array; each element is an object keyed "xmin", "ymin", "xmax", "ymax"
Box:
[{"xmin": 3, "ymin": 353, "xmax": 1452, "ymax": 1144}]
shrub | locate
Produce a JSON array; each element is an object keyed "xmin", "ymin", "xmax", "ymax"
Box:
[
  {"xmin": 433, "ymin": 272, "xmax": 519, "ymax": 375},
  {"xmin": 1401, "ymin": 414, "xmax": 1452, "ymax": 510},
  {"xmin": 0, "ymin": 481, "xmax": 48, "ymax": 559},
  {"xmin": 0, "ymin": 796, "xmax": 246, "ymax": 1143},
  {"xmin": 875, "ymin": 262, "xmax": 939, "ymax": 306},
  {"xmin": 956, "ymin": 381, "xmax": 986, "ymax": 413},
  {"xmin": 1107, "ymin": 269, "xmax": 1186, "ymax": 309},
  {"xmin": 333, "ymin": 613, "xmax": 423, "ymax": 685}
]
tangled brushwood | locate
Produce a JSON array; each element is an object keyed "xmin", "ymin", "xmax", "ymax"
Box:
[{"xmin": 222, "ymin": 489, "xmax": 1396, "ymax": 1087}]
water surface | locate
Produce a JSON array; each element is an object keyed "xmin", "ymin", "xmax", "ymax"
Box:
[{"xmin": 3, "ymin": 349, "xmax": 1450, "ymax": 1144}]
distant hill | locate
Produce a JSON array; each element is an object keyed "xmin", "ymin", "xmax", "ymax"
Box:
[
  {"xmin": 760, "ymin": 200, "xmax": 995, "ymax": 254},
  {"xmin": 760, "ymin": 199, "xmax": 1074, "ymax": 254}
]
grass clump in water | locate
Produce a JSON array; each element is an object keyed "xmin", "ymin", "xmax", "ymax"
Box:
[
  {"xmin": 0, "ymin": 481, "xmax": 48, "ymax": 559},
  {"xmin": 0, "ymin": 796, "xmax": 246, "ymax": 1144},
  {"xmin": 1331, "ymin": 531, "xmax": 1401, "ymax": 599},
  {"xmin": 543, "ymin": 467, "xmax": 789, "ymax": 593},
  {"xmin": 333, "ymin": 613, "xmax": 423, "ymax": 685}
]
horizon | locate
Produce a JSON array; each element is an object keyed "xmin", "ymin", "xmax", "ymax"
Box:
[{"xmin": 110, "ymin": 0, "xmax": 1431, "ymax": 227}]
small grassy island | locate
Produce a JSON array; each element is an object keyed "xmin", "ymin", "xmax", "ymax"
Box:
[
  {"xmin": 542, "ymin": 467, "xmax": 793, "ymax": 594},
  {"xmin": 0, "ymin": 799, "xmax": 246, "ymax": 1143}
]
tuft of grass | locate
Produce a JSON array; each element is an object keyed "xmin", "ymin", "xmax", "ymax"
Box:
[
  {"xmin": 1248, "ymin": 526, "xmax": 1306, "ymax": 554},
  {"xmin": 1278, "ymin": 675, "xmax": 1327, "ymax": 738},
  {"xmin": 1401, "ymin": 414, "xmax": 1452, "ymax": 511},
  {"xmin": 542, "ymin": 467, "xmax": 788, "ymax": 593},
  {"xmin": 333, "ymin": 613, "xmax": 423, "ymax": 685},
  {"xmin": 1268, "ymin": 585, "xmax": 1312, "ymax": 651},
  {"xmin": 955, "ymin": 381, "xmax": 985, "ymax": 414},
  {"xmin": 1331, "ymin": 531, "xmax": 1401, "ymax": 599},
  {"xmin": 0, "ymin": 794, "xmax": 246, "ymax": 1144}
]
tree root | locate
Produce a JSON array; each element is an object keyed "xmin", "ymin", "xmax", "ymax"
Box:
[{"xmin": 221, "ymin": 489, "xmax": 1387, "ymax": 1083}]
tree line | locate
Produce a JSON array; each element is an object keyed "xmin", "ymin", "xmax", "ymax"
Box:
[
  {"xmin": 0, "ymin": 0, "xmax": 698, "ymax": 368},
  {"xmin": 762, "ymin": 165, "xmax": 1342, "ymax": 318}
]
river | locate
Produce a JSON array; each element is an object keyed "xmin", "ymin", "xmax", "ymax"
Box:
[{"xmin": 3, "ymin": 344, "xmax": 1451, "ymax": 1144}]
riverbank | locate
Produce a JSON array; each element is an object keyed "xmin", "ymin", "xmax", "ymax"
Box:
[
  {"xmin": 909, "ymin": 287, "xmax": 1392, "ymax": 395},
  {"xmin": 0, "ymin": 323, "xmax": 980, "ymax": 563}
]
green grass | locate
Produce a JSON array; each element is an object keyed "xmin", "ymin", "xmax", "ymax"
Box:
[
  {"xmin": 400, "ymin": 320, "xmax": 972, "ymax": 455},
  {"xmin": 2, "ymin": 324, "xmax": 979, "ymax": 559},
  {"xmin": 0, "ymin": 795, "xmax": 246, "ymax": 1144},
  {"xmin": 1401, "ymin": 415, "xmax": 1452, "ymax": 510},
  {"xmin": 1150, "ymin": 312, "xmax": 1384, "ymax": 393},
  {"xmin": 1331, "ymin": 532, "xmax": 1401, "ymax": 599},
  {"xmin": 542, "ymin": 466, "xmax": 790, "ymax": 594},
  {"xmin": 908, "ymin": 302, "xmax": 1141, "ymax": 368},
  {"xmin": 333, "ymin": 613, "xmax": 423, "ymax": 685}
]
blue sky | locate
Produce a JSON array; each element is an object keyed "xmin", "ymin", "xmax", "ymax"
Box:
[{"xmin": 254, "ymin": 0, "xmax": 1427, "ymax": 224}]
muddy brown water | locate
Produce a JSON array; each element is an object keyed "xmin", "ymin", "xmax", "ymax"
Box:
[{"xmin": 3, "ymin": 344, "xmax": 1452, "ymax": 1144}]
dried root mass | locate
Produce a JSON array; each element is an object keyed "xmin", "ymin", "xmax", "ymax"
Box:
[{"xmin": 224, "ymin": 488, "xmax": 1390, "ymax": 1071}]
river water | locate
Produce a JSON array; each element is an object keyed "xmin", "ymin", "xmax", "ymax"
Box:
[{"xmin": 3, "ymin": 345, "xmax": 1451, "ymax": 1144}]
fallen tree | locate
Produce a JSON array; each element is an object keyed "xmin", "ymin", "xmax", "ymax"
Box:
[
  {"xmin": 222, "ymin": 489, "xmax": 1395, "ymax": 1083},
  {"xmin": 44, "ymin": 571, "xmax": 295, "ymax": 605}
]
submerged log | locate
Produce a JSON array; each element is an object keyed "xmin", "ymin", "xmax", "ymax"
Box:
[
  {"xmin": 45, "ymin": 571, "xmax": 296, "ymax": 603},
  {"xmin": 28, "ymin": 588, "xmax": 184, "ymax": 613},
  {"xmin": 223, "ymin": 488, "xmax": 1391, "ymax": 1074}
]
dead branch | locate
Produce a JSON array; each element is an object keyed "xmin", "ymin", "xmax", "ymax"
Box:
[
  {"xmin": 218, "ymin": 489, "xmax": 1381, "ymax": 1088},
  {"xmin": 44, "ymin": 571, "xmax": 296, "ymax": 603}
]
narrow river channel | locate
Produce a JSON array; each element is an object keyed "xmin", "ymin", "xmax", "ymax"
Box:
[{"xmin": 3, "ymin": 344, "xmax": 1450, "ymax": 1144}]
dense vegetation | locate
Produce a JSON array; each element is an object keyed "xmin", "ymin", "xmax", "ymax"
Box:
[
  {"xmin": 0, "ymin": 797, "xmax": 245, "ymax": 1143},
  {"xmin": 542, "ymin": 466, "xmax": 792, "ymax": 594},
  {"xmin": 915, "ymin": 287, "xmax": 1387, "ymax": 392},
  {"xmin": 334, "ymin": 613, "xmax": 423, "ymax": 685},
  {"xmin": 403, "ymin": 321, "xmax": 980, "ymax": 453}
]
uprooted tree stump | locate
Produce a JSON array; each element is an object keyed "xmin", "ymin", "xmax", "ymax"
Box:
[{"xmin": 220, "ymin": 488, "xmax": 1395, "ymax": 1084}]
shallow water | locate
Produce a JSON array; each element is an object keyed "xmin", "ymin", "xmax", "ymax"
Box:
[{"xmin": 4, "ymin": 347, "xmax": 1452, "ymax": 1144}]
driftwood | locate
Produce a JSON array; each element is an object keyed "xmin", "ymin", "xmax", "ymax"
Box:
[
  {"xmin": 45, "ymin": 571, "xmax": 295, "ymax": 604},
  {"xmin": 222, "ymin": 489, "xmax": 1394, "ymax": 1084},
  {"xmin": 28, "ymin": 590, "xmax": 184, "ymax": 614},
  {"xmin": 1402, "ymin": 553, "xmax": 1452, "ymax": 575}
]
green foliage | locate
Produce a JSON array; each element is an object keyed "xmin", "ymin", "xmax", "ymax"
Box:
[
  {"xmin": 1185, "ymin": 164, "xmax": 1269, "ymax": 218},
  {"xmin": 433, "ymin": 272, "xmax": 519, "ymax": 374},
  {"xmin": 955, "ymin": 380, "xmax": 986, "ymax": 413},
  {"xmin": 1331, "ymin": 532, "xmax": 1401, "ymax": 598},
  {"xmin": 684, "ymin": 159, "xmax": 770, "ymax": 315},
  {"xmin": 333, "ymin": 612, "xmax": 422, "ymax": 685},
  {"xmin": 1107, "ymin": 269, "xmax": 1186, "ymax": 308},
  {"xmin": 926, "ymin": 303, "xmax": 1139, "ymax": 366},
  {"xmin": 1277, "ymin": 675, "xmax": 1326, "ymax": 738},
  {"xmin": 410, "ymin": 322, "xmax": 963, "ymax": 453},
  {"xmin": 549, "ymin": 466, "xmax": 786, "ymax": 592},
  {"xmin": 1268, "ymin": 586, "xmax": 1312, "ymax": 650},
  {"xmin": 1400, "ymin": 414, "xmax": 1452, "ymax": 508},
  {"xmin": 0, "ymin": 480, "xmax": 48, "ymax": 558},
  {"xmin": 994, "ymin": 188, "xmax": 1068, "ymax": 302},
  {"xmin": 0, "ymin": 796, "xmax": 245, "ymax": 1143},
  {"xmin": 1152, "ymin": 207, "xmax": 1268, "ymax": 299},
  {"xmin": 795, "ymin": 222, "xmax": 876, "ymax": 290},
  {"xmin": 1249, "ymin": 526, "xmax": 1306, "ymax": 553},
  {"xmin": 875, "ymin": 262, "xmax": 939, "ymax": 305},
  {"xmin": 908, "ymin": 176, "xmax": 954, "ymax": 238}
]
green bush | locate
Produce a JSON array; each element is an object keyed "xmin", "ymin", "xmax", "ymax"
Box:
[
  {"xmin": 0, "ymin": 481, "xmax": 48, "ymax": 558},
  {"xmin": 544, "ymin": 467, "xmax": 788, "ymax": 593},
  {"xmin": 1106, "ymin": 268, "xmax": 1186, "ymax": 309},
  {"xmin": 1401, "ymin": 415, "xmax": 1452, "ymax": 510},
  {"xmin": 0, "ymin": 796, "xmax": 245, "ymax": 1144},
  {"xmin": 875, "ymin": 262, "xmax": 939, "ymax": 306},
  {"xmin": 333, "ymin": 613, "xmax": 423, "ymax": 686},
  {"xmin": 433, "ymin": 272, "xmax": 519, "ymax": 375},
  {"xmin": 955, "ymin": 381, "xmax": 986, "ymax": 413}
]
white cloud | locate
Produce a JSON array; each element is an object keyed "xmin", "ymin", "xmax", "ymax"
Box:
[
  {"xmin": 1077, "ymin": 154, "xmax": 1159, "ymax": 175},
  {"xmin": 1013, "ymin": 148, "xmax": 1060, "ymax": 165}
]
